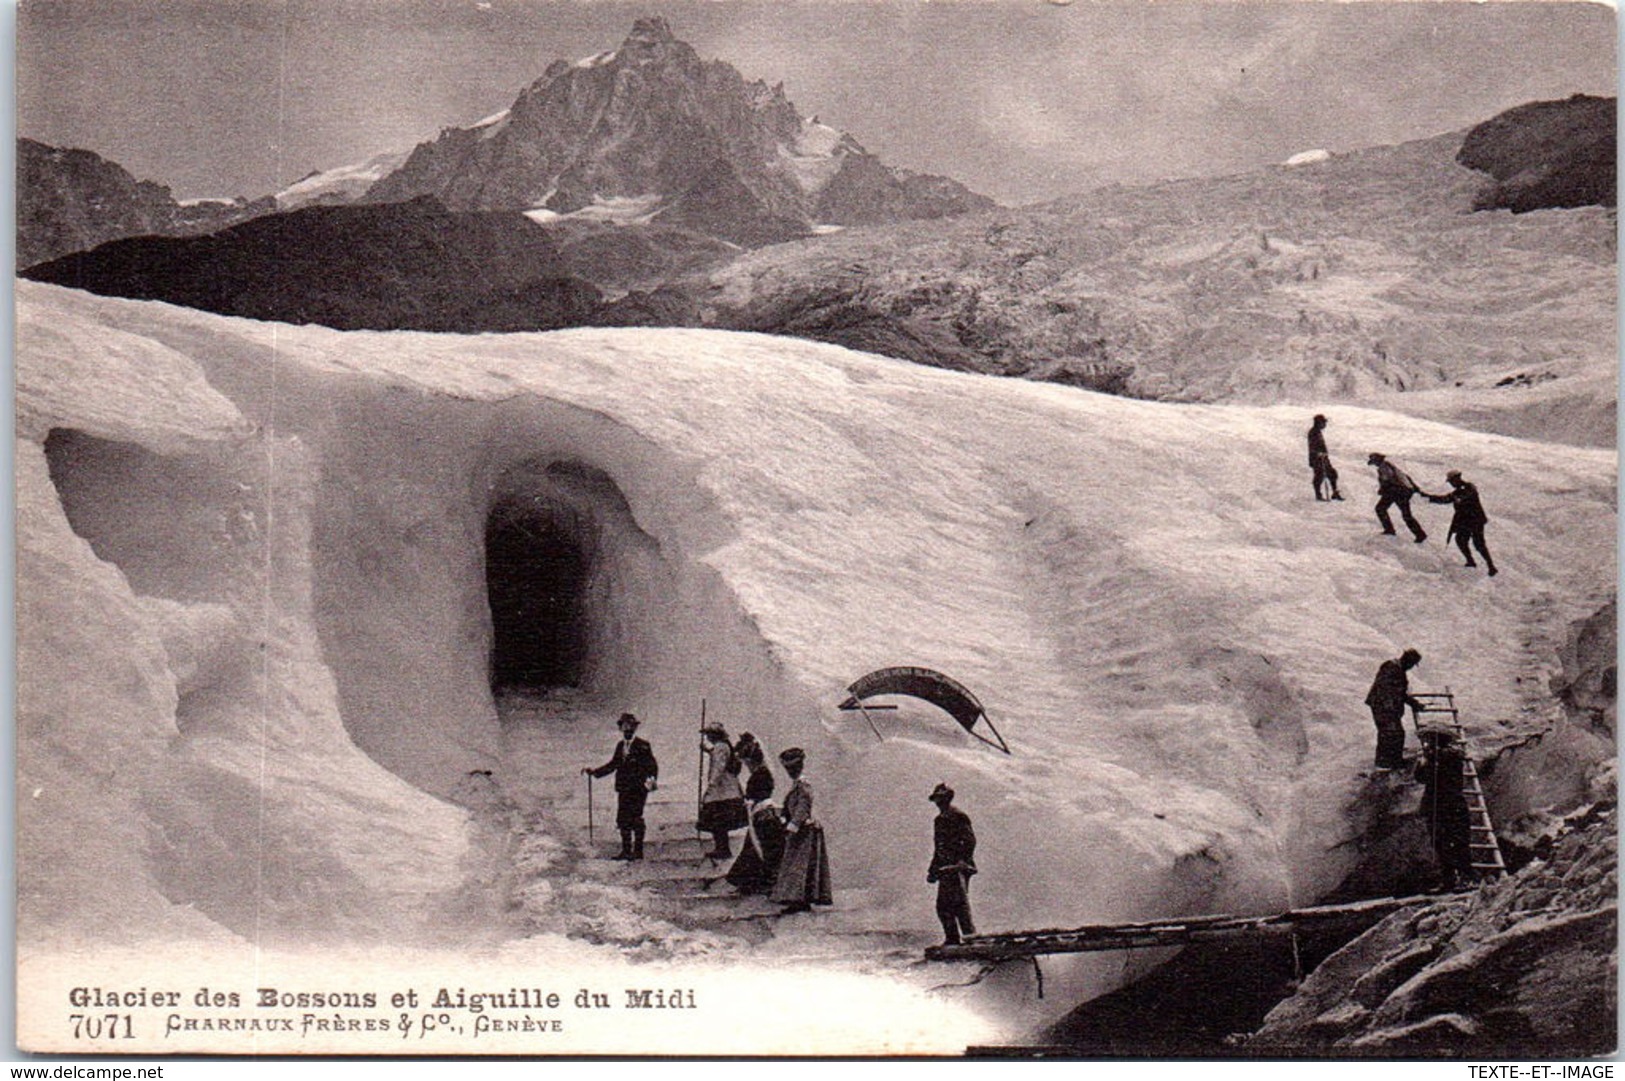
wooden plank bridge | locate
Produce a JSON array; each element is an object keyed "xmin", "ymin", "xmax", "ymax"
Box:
[
  {"xmin": 923, "ymin": 894, "xmax": 1442, "ymax": 962},
  {"xmin": 929, "ymin": 687, "xmax": 1507, "ymax": 965}
]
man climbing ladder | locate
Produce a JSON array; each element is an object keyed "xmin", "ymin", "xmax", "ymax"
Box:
[{"xmin": 1411, "ymin": 691, "xmax": 1508, "ymax": 888}]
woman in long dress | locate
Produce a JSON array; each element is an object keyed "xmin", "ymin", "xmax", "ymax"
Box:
[
  {"xmin": 697, "ymin": 724, "xmax": 747, "ymax": 859},
  {"xmin": 769, "ymin": 747, "xmax": 833, "ymax": 913},
  {"xmin": 724, "ymin": 733, "xmax": 784, "ymax": 895}
]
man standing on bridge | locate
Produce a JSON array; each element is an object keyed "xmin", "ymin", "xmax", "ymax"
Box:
[
  {"xmin": 583, "ymin": 713, "xmax": 659, "ymax": 860},
  {"xmin": 927, "ymin": 782, "xmax": 977, "ymax": 946}
]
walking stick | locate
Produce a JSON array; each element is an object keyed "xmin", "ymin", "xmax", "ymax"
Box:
[
  {"xmin": 696, "ymin": 698, "xmax": 707, "ymax": 840},
  {"xmin": 586, "ymin": 772, "xmax": 594, "ymax": 845}
]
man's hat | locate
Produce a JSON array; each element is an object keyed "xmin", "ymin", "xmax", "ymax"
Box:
[
  {"xmin": 779, "ymin": 747, "xmax": 806, "ymax": 767},
  {"xmin": 617, "ymin": 712, "xmax": 640, "ymax": 729},
  {"xmin": 1400, "ymin": 648, "xmax": 1422, "ymax": 665},
  {"xmin": 929, "ymin": 782, "xmax": 954, "ymax": 803},
  {"xmin": 1313, "ymin": 413, "xmax": 1327, "ymax": 424},
  {"xmin": 1446, "ymin": 470, "xmax": 1463, "ymax": 482},
  {"xmin": 700, "ymin": 722, "xmax": 726, "ymax": 737},
  {"xmin": 1367, "ymin": 452, "xmax": 1385, "ymax": 464}
]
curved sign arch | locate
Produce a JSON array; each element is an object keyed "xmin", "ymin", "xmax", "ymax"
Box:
[{"xmin": 837, "ymin": 666, "xmax": 1011, "ymax": 754}]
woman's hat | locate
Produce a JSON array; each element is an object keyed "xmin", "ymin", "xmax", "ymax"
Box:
[
  {"xmin": 1367, "ymin": 452, "xmax": 1385, "ymax": 464},
  {"xmin": 779, "ymin": 747, "xmax": 806, "ymax": 767},
  {"xmin": 929, "ymin": 782, "xmax": 954, "ymax": 803}
]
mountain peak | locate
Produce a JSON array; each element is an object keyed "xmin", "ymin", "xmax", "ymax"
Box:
[
  {"xmin": 361, "ymin": 18, "xmax": 996, "ymax": 241},
  {"xmin": 624, "ymin": 16, "xmax": 676, "ymax": 45}
]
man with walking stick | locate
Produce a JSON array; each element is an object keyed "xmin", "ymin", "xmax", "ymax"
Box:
[
  {"xmin": 583, "ymin": 713, "xmax": 659, "ymax": 861},
  {"xmin": 927, "ymin": 782, "xmax": 978, "ymax": 946}
]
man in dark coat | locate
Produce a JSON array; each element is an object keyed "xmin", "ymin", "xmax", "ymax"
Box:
[
  {"xmin": 1424, "ymin": 470, "xmax": 1497, "ymax": 576},
  {"xmin": 1367, "ymin": 452, "xmax": 1427, "ymax": 542},
  {"xmin": 927, "ymin": 782, "xmax": 977, "ymax": 946},
  {"xmin": 1415, "ymin": 727, "xmax": 1475, "ymax": 890},
  {"xmin": 1307, "ymin": 414, "xmax": 1342, "ymax": 501},
  {"xmin": 1365, "ymin": 649, "xmax": 1423, "ymax": 770},
  {"xmin": 583, "ymin": 713, "xmax": 658, "ymax": 860}
]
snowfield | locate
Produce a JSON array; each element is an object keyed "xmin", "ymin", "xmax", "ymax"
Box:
[
  {"xmin": 14, "ymin": 280, "xmax": 1615, "ymax": 1051},
  {"xmin": 274, "ymin": 151, "xmax": 411, "ymax": 211}
]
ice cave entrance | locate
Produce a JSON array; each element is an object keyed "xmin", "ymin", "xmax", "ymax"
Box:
[{"xmin": 485, "ymin": 470, "xmax": 593, "ymax": 692}]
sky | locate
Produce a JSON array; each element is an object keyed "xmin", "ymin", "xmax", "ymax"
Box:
[{"xmin": 14, "ymin": 0, "xmax": 1619, "ymax": 206}]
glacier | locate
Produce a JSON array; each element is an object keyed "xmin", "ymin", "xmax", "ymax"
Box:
[{"xmin": 14, "ymin": 280, "xmax": 1615, "ymax": 1052}]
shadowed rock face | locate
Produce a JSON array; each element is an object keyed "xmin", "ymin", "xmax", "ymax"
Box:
[
  {"xmin": 363, "ymin": 18, "xmax": 994, "ymax": 243},
  {"xmin": 1552, "ymin": 598, "xmax": 1618, "ymax": 739},
  {"xmin": 1457, "ymin": 94, "xmax": 1616, "ymax": 213},
  {"xmin": 19, "ymin": 196, "xmax": 707, "ymax": 333},
  {"xmin": 1245, "ymin": 806, "xmax": 1617, "ymax": 1058},
  {"xmin": 17, "ymin": 138, "xmax": 274, "ymax": 269},
  {"xmin": 17, "ymin": 139, "xmax": 174, "ymax": 268}
]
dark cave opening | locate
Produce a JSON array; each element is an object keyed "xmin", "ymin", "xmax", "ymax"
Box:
[{"xmin": 485, "ymin": 496, "xmax": 591, "ymax": 692}]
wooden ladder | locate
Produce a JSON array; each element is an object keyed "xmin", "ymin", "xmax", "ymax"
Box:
[{"xmin": 1412, "ymin": 689, "xmax": 1507, "ymax": 878}]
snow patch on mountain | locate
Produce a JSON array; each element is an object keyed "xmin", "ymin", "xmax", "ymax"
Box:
[
  {"xmin": 780, "ymin": 118, "xmax": 856, "ymax": 196},
  {"xmin": 277, "ymin": 151, "xmax": 409, "ymax": 209},
  {"xmin": 472, "ymin": 108, "xmax": 511, "ymax": 140},
  {"xmin": 522, "ymin": 194, "xmax": 664, "ymax": 227},
  {"xmin": 1284, "ymin": 148, "xmax": 1332, "ymax": 167}
]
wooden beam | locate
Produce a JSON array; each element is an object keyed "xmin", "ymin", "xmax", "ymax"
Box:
[{"xmin": 924, "ymin": 895, "xmax": 1438, "ymax": 962}]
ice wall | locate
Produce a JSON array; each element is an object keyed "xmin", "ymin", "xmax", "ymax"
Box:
[{"xmin": 16, "ymin": 282, "xmax": 1616, "ymax": 1010}]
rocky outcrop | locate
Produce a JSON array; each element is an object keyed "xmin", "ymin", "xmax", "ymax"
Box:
[
  {"xmin": 1480, "ymin": 596, "xmax": 1618, "ymax": 857},
  {"xmin": 1246, "ymin": 806, "xmax": 1617, "ymax": 1057},
  {"xmin": 17, "ymin": 138, "xmax": 273, "ymax": 268},
  {"xmin": 1458, "ymin": 94, "xmax": 1616, "ymax": 213},
  {"xmin": 363, "ymin": 18, "xmax": 993, "ymax": 243},
  {"xmin": 18, "ymin": 139, "xmax": 174, "ymax": 267},
  {"xmin": 22, "ymin": 197, "xmax": 608, "ymax": 332},
  {"xmin": 1552, "ymin": 597, "xmax": 1618, "ymax": 739},
  {"xmin": 20, "ymin": 194, "xmax": 725, "ymax": 332}
]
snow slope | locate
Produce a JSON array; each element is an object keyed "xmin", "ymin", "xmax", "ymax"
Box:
[{"xmin": 15, "ymin": 280, "xmax": 1615, "ymax": 1049}]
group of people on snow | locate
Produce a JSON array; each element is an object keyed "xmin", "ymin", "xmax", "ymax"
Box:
[
  {"xmin": 583, "ymin": 715, "xmax": 977, "ymax": 940},
  {"xmin": 585, "ymin": 717, "xmax": 832, "ymax": 915},
  {"xmin": 1318, "ymin": 413, "xmax": 1494, "ymax": 891},
  {"xmin": 1309, "ymin": 414, "xmax": 1497, "ymax": 576},
  {"xmin": 571, "ymin": 414, "xmax": 1497, "ymax": 941}
]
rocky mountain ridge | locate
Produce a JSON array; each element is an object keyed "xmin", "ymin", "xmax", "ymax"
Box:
[
  {"xmin": 697, "ymin": 103, "xmax": 1616, "ymax": 446},
  {"xmin": 17, "ymin": 138, "xmax": 273, "ymax": 268},
  {"xmin": 362, "ymin": 17, "xmax": 994, "ymax": 243},
  {"xmin": 18, "ymin": 94, "xmax": 1614, "ymax": 452}
]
